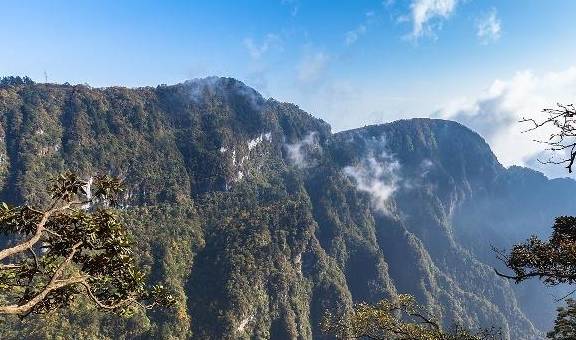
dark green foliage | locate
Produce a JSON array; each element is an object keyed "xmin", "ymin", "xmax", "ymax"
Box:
[
  {"xmin": 0, "ymin": 172, "xmax": 174, "ymax": 317},
  {"xmin": 322, "ymin": 294, "xmax": 503, "ymax": 340},
  {"xmin": 492, "ymin": 103, "xmax": 576, "ymax": 339},
  {"xmin": 0, "ymin": 76, "xmax": 34, "ymax": 88},
  {"xmin": 496, "ymin": 216, "xmax": 576, "ymax": 285},
  {"xmin": 548, "ymin": 299, "xmax": 576, "ymax": 339},
  {"xmin": 0, "ymin": 77, "xmax": 573, "ymax": 339}
]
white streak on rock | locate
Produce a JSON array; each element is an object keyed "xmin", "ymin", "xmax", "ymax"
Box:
[
  {"xmin": 248, "ymin": 135, "xmax": 263, "ymax": 150},
  {"xmin": 247, "ymin": 132, "xmax": 272, "ymax": 151},
  {"xmin": 81, "ymin": 177, "xmax": 94, "ymax": 210},
  {"xmin": 237, "ymin": 314, "xmax": 254, "ymax": 333}
]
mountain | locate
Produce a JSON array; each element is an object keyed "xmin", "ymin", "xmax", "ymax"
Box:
[{"xmin": 0, "ymin": 76, "xmax": 574, "ymax": 339}]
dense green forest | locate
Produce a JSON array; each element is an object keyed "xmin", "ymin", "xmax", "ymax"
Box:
[{"xmin": 0, "ymin": 77, "xmax": 574, "ymax": 339}]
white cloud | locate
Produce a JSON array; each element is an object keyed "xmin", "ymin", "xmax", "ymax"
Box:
[
  {"xmin": 408, "ymin": 0, "xmax": 457, "ymax": 40},
  {"xmin": 476, "ymin": 9, "xmax": 501, "ymax": 44},
  {"xmin": 243, "ymin": 34, "xmax": 281, "ymax": 60},
  {"xmin": 345, "ymin": 25, "xmax": 368, "ymax": 45},
  {"xmin": 344, "ymin": 148, "xmax": 401, "ymax": 215},
  {"xmin": 438, "ymin": 66, "xmax": 576, "ymax": 175},
  {"xmin": 296, "ymin": 52, "xmax": 330, "ymax": 84},
  {"xmin": 284, "ymin": 132, "xmax": 321, "ymax": 168},
  {"xmin": 345, "ymin": 11, "xmax": 377, "ymax": 46},
  {"xmin": 242, "ymin": 34, "xmax": 283, "ymax": 96},
  {"xmin": 283, "ymin": 76, "xmax": 417, "ymax": 133}
]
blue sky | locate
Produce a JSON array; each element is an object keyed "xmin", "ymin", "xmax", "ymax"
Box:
[{"xmin": 3, "ymin": 0, "xmax": 576, "ymax": 176}]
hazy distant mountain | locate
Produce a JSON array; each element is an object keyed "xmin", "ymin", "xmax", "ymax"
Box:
[{"xmin": 0, "ymin": 77, "xmax": 573, "ymax": 339}]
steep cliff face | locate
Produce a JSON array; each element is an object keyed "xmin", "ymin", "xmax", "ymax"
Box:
[
  {"xmin": 0, "ymin": 77, "xmax": 573, "ymax": 339},
  {"xmin": 327, "ymin": 121, "xmax": 543, "ymax": 338}
]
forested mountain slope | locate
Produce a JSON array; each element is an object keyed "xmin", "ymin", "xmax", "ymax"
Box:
[{"xmin": 0, "ymin": 77, "xmax": 573, "ymax": 339}]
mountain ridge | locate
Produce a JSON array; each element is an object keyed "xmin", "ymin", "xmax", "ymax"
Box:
[{"xmin": 0, "ymin": 76, "xmax": 573, "ymax": 339}]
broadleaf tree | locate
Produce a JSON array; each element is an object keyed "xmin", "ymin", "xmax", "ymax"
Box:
[
  {"xmin": 495, "ymin": 103, "xmax": 576, "ymax": 339},
  {"xmin": 321, "ymin": 294, "xmax": 502, "ymax": 340},
  {"xmin": 0, "ymin": 172, "xmax": 174, "ymax": 317}
]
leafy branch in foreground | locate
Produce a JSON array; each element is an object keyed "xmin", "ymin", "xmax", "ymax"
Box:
[
  {"xmin": 548, "ymin": 298, "xmax": 576, "ymax": 339},
  {"xmin": 493, "ymin": 216, "xmax": 576, "ymax": 339},
  {"xmin": 495, "ymin": 104, "xmax": 576, "ymax": 339},
  {"xmin": 494, "ymin": 216, "xmax": 576, "ymax": 287},
  {"xmin": 0, "ymin": 172, "xmax": 174, "ymax": 317},
  {"xmin": 493, "ymin": 216, "xmax": 576, "ymax": 338},
  {"xmin": 321, "ymin": 294, "xmax": 502, "ymax": 340}
]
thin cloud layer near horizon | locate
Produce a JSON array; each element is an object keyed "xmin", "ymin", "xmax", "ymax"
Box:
[{"xmin": 2, "ymin": 0, "xmax": 576, "ymax": 177}]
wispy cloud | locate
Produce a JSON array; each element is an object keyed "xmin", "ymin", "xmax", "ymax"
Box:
[
  {"xmin": 281, "ymin": 0, "xmax": 299, "ymax": 16},
  {"xmin": 243, "ymin": 34, "xmax": 281, "ymax": 60},
  {"xmin": 345, "ymin": 25, "xmax": 368, "ymax": 46},
  {"xmin": 185, "ymin": 77, "xmax": 265, "ymax": 111},
  {"xmin": 344, "ymin": 142, "xmax": 401, "ymax": 215},
  {"xmin": 296, "ymin": 52, "xmax": 330, "ymax": 84},
  {"xmin": 284, "ymin": 132, "xmax": 321, "ymax": 168},
  {"xmin": 241, "ymin": 33, "xmax": 283, "ymax": 96},
  {"xmin": 476, "ymin": 9, "xmax": 501, "ymax": 44},
  {"xmin": 408, "ymin": 0, "xmax": 458, "ymax": 40},
  {"xmin": 344, "ymin": 11, "xmax": 375, "ymax": 46},
  {"xmin": 438, "ymin": 66, "xmax": 576, "ymax": 175}
]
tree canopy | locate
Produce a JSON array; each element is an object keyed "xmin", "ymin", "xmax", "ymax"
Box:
[
  {"xmin": 495, "ymin": 103, "xmax": 576, "ymax": 339},
  {"xmin": 494, "ymin": 216, "xmax": 576, "ymax": 286},
  {"xmin": 548, "ymin": 298, "xmax": 576, "ymax": 339},
  {"xmin": 0, "ymin": 172, "xmax": 174, "ymax": 317},
  {"xmin": 321, "ymin": 294, "xmax": 502, "ymax": 340}
]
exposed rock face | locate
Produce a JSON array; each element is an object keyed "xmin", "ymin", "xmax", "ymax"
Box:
[{"xmin": 0, "ymin": 77, "xmax": 573, "ymax": 339}]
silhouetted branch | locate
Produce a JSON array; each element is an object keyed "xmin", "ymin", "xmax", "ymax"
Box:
[{"xmin": 520, "ymin": 103, "xmax": 576, "ymax": 172}]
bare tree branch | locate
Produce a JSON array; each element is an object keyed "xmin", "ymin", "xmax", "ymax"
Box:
[{"xmin": 520, "ymin": 103, "xmax": 576, "ymax": 172}]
